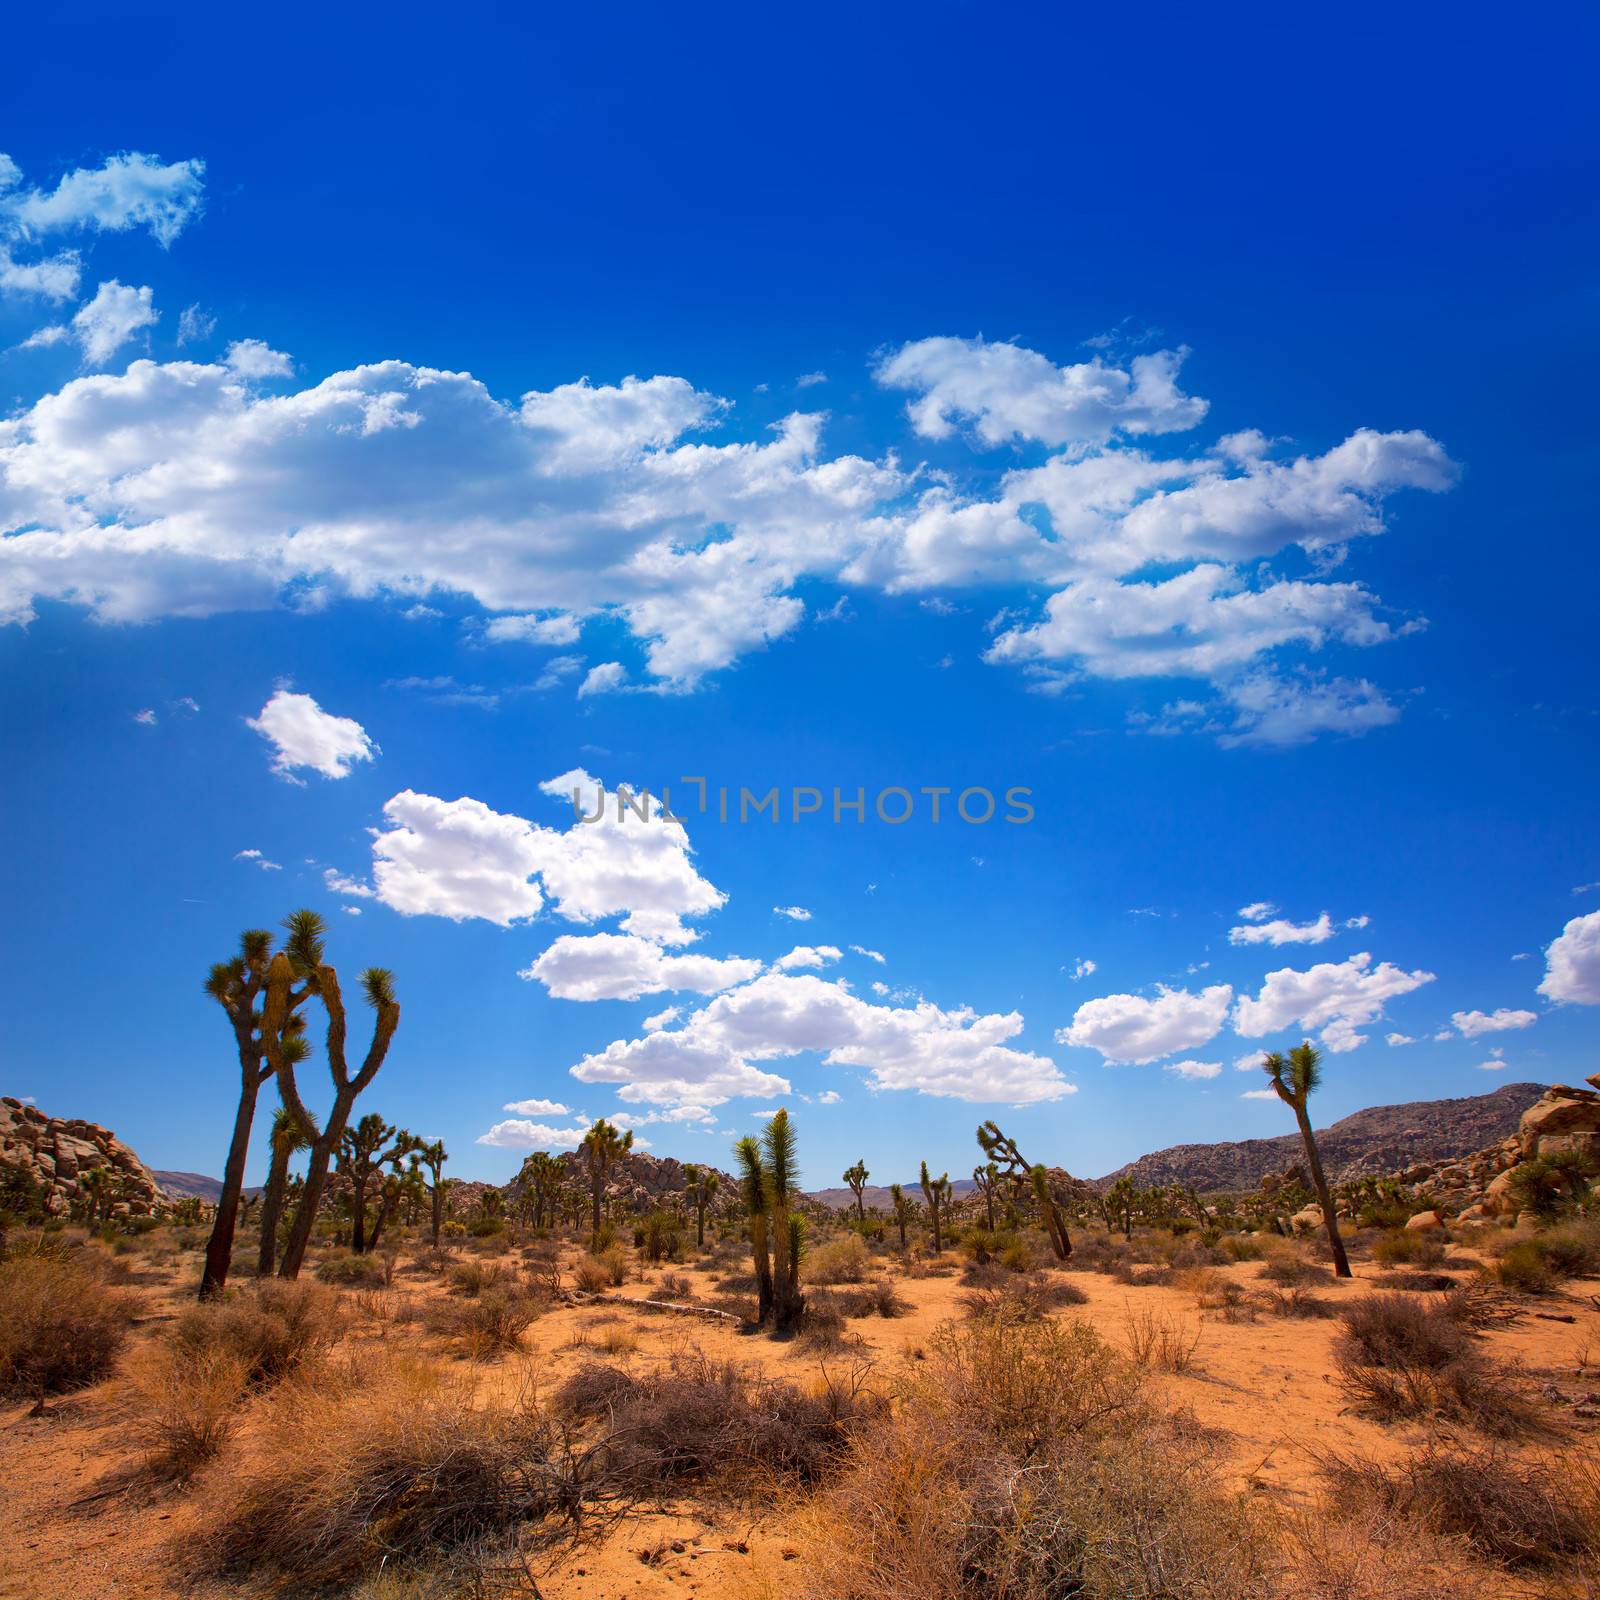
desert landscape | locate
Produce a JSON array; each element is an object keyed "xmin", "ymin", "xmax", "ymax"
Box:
[{"xmin": 4, "ymin": 1010, "xmax": 1599, "ymax": 1600}]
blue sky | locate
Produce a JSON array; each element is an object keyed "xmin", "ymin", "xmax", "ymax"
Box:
[{"xmin": 2, "ymin": 5, "xmax": 1597, "ymax": 1189}]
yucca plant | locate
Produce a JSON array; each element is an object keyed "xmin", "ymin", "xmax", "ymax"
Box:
[
  {"xmin": 889, "ymin": 1181, "xmax": 913, "ymax": 1248},
  {"xmin": 763, "ymin": 1110, "xmax": 805, "ymax": 1331},
  {"xmin": 257, "ymin": 1107, "xmax": 309, "ymax": 1276},
  {"xmin": 920, "ymin": 1160, "xmax": 952, "ymax": 1253},
  {"xmin": 414, "ymin": 1139, "xmax": 449, "ymax": 1246},
  {"xmin": 335, "ymin": 1114, "xmax": 416, "ymax": 1252},
  {"xmin": 578, "ymin": 1119, "xmax": 633, "ymax": 1248},
  {"xmin": 842, "ymin": 1159, "xmax": 870, "ymax": 1222},
  {"xmin": 733, "ymin": 1135, "xmax": 775, "ymax": 1323},
  {"xmin": 977, "ymin": 1120, "xmax": 1073, "ymax": 1260},
  {"xmin": 973, "ymin": 1161, "xmax": 1000, "ymax": 1232},
  {"xmin": 684, "ymin": 1163, "xmax": 720, "ymax": 1246},
  {"xmin": 1261, "ymin": 1042, "xmax": 1352, "ymax": 1278}
]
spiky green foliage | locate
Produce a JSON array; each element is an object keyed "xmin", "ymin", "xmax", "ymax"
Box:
[
  {"xmin": 1263, "ymin": 1041, "xmax": 1351, "ymax": 1278},
  {"xmin": 977, "ymin": 1120, "xmax": 1073, "ymax": 1261},
  {"xmin": 684, "ymin": 1163, "xmax": 720, "ymax": 1246},
  {"xmin": 888, "ymin": 1181, "xmax": 913, "ymax": 1248},
  {"xmin": 843, "ymin": 1159, "xmax": 870, "ymax": 1221},
  {"xmin": 733, "ymin": 1136, "xmax": 774, "ymax": 1323},
  {"xmin": 761, "ymin": 1110, "xmax": 804, "ymax": 1331},
  {"xmin": 920, "ymin": 1160, "xmax": 952, "ymax": 1253},
  {"xmin": 281, "ymin": 909, "xmax": 327, "ymax": 978},
  {"xmin": 578, "ymin": 1118, "xmax": 634, "ymax": 1245}
]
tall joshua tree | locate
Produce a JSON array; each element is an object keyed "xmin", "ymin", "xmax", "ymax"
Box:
[
  {"xmin": 763, "ymin": 1110, "xmax": 805, "ymax": 1332},
  {"xmin": 977, "ymin": 1120, "xmax": 1073, "ymax": 1261},
  {"xmin": 200, "ymin": 926, "xmax": 315, "ymax": 1299},
  {"xmin": 919, "ymin": 1160, "xmax": 951, "ymax": 1254},
  {"xmin": 733, "ymin": 1135, "xmax": 774, "ymax": 1323},
  {"xmin": 973, "ymin": 1162, "xmax": 1000, "ymax": 1232},
  {"xmin": 264, "ymin": 911, "xmax": 401, "ymax": 1280},
  {"xmin": 257, "ymin": 1107, "xmax": 309, "ymax": 1276},
  {"xmin": 842, "ymin": 1159, "xmax": 870, "ymax": 1222},
  {"xmin": 1262, "ymin": 1043, "xmax": 1351, "ymax": 1279},
  {"xmin": 521, "ymin": 1150, "xmax": 562, "ymax": 1231},
  {"xmin": 889, "ymin": 1181, "xmax": 913, "ymax": 1249},
  {"xmin": 415, "ymin": 1139, "xmax": 448, "ymax": 1246},
  {"xmin": 685, "ymin": 1163, "xmax": 719, "ymax": 1247},
  {"xmin": 578, "ymin": 1118, "xmax": 633, "ymax": 1246}
]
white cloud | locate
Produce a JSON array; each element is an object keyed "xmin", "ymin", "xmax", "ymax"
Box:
[
  {"xmin": 1385, "ymin": 1032, "xmax": 1415, "ymax": 1047},
  {"xmin": 1163, "ymin": 1059, "xmax": 1222, "ymax": 1080},
  {"xmin": 1068, "ymin": 957, "xmax": 1097, "ymax": 981},
  {"xmin": 774, "ymin": 944, "xmax": 842, "ymax": 971},
  {"xmin": 875, "ymin": 337, "xmax": 1207, "ymax": 446},
  {"xmin": 501, "ymin": 1097, "xmax": 571, "ymax": 1116},
  {"xmin": 233, "ymin": 848, "xmax": 280, "ymax": 871},
  {"xmin": 2, "ymin": 151, "xmax": 205, "ymax": 245},
  {"xmin": 483, "ymin": 612, "xmax": 582, "ymax": 646},
  {"xmin": 1233, "ymin": 1051, "xmax": 1264, "ymax": 1071},
  {"xmin": 476, "ymin": 1120, "xmax": 588, "ymax": 1151},
  {"xmin": 578, "ymin": 661, "xmax": 628, "ymax": 697},
  {"xmin": 774, "ymin": 905, "xmax": 812, "ymax": 921},
  {"xmin": 133, "ymin": 706, "xmax": 157, "ymax": 725},
  {"xmin": 817, "ymin": 1089, "xmax": 842, "ymax": 1104},
  {"xmin": 0, "ymin": 244, "xmax": 80, "ymax": 301},
  {"xmin": 1237, "ymin": 902, "xmax": 1276, "ymax": 921},
  {"xmin": 323, "ymin": 868, "xmax": 375, "ymax": 899},
  {"xmin": 176, "ymin": 304, "xmax": 214, "ymax": 345},
  {"xmin": 570, "ymin": 971, "xmax": 1072, "ymax": 1109},
  {"xmin": 246, "ymin": 689, "xmax": 376, "ymax": 781},
  {"xmin": 1241, "ymin": 1088, "xmax": 1279, "ymax": 1100},
  {"xmin": 523, "ymin": 932, "xmax": 761, "ymax": 1002},
  {"xmin": 849, "ymin": 944, "xmax": 886, "ymax": 963},
  {"xmin": 1215, "ymin": 671, "xmax": 1401, "ymax": 749},
  {"xmin": 1474, "ymin": 1058, "xmax": 1507, "ymax": 1072},
  {"xmin": 1059, "ymin": 984, "xmax": 1233, "ymax": 1065},
  {"xmin": 1229, "ymin": 912, "xmax": 1335, "ymax": 946},
  {"xmin": 71, "ymin": 280, "xmax": 157, "ymax": 365},
  {"xmin": 1233, "ymin": 951, "xmax": 1435, "ymax": 1053},
  {"xmin": 1539, "ymin": 910, "xmax": 1600, "ymax": 1005},
  {"xmin": 223, "ymin": 339, "xmax": 293, "ymax": 379},
  {"xmin": 1451, "ymin": 1008, "xmax": 1536, "ymax": 1038},
  {"xmin": 642, "ymin": 1006, "xmax": 680, "ymax": 1032}
]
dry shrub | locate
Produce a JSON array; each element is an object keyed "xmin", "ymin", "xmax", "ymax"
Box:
[
  {"xmin": 124, "ymin": 1342, "xmax": 248, "ymax": 1482},
  {"xmin": 1122, "ymin": 1308, "xmax": 1201, "ymax": 1373},
  {"xmin": 1333, "ymin": 1294, "xmax": 1537, "ymax": 1435},
  {"xmin": 446, "ymin": 1259, "xmax": 506, "ymax": 1297},
  {"xmin": 961, "ymin": 1272, "xmax": 1086, "ymax": 1324},
  {"xmin": 194, "ymin": 1355, "xmax": 591, "ymax": 1586},
  {"xmin": 172, "ymin": 1279, "xmax": 341, "ymax": 1386},
  {"xmin": 648, "ymin": 1271, "xmax": 694, "ymax": 1301},
  {"xmin": 1490, "ymin": 1240, "xmax": 1553, "ymax": 1294},
  {"xmin": 0, "ymin": 1251, "xmax": 135, "ymax": 1395},
  {"xmin": 315, "ymin": 1249, "xmax": 391, "ymax": 1287},
  {"xmin": 596, "ymin": 1321, "xmax": 639, "ymax": 1356},
  {"xmin": 1373, "ymin": 1228, "xmax": 1447, "ymax": 1268},
  {"xmin": 1258, "ymin": 1254, "xmax": 1322, "ymax": 1286},
  {"xmin": 552, "ymin": 1350, "xmax": 872, "ymax": 1491},
  {"xmin": 795, "ymin": 1316, "xmax": 1270, "ymax": 1600},
  {"xmin": 815, "ymin": 1279, "xmax": 915, "ymax": 1320},
  {"xmin": 572, "ymin": 1255, "xmax": 612, "ymax": 1294},
  {"xmin": 1280, "ymin": 1506, "xmax": 1502, "ymax": 1600},
  {"xmin": 1256, "ymin": 1285, "xmax": 1335, "ymax": 1319},
  {"xmin": 1319, "ymin": 1441, "xmax": 1600, "ymax": 1570},
  {"xmin": 425, "ymin": 1288, "xmax": 540, "ymax": 1359},
  {"xmin": 809, "ymin": 1233, "xmax": 871, "ymax": 1284},
  {"xmin": 1181, "ymin": 1267, "xmax": 1255, "ymax": 1321}
]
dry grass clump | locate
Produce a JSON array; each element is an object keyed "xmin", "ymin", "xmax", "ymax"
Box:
[
  {"xmin": 815, "ymin": 1279, "xmax": 914, "ymax": 1319},
  {"xmin": 1373, "ymin": 1228, "xmax": 1447, "ymax": 1268},
  {"xmin": 1256, "ymin": 1285, "xmax": 1336, "ymax": 1319},
  {"xmin": 446, "ymin": 1259, "xmax": 507, "ymax": 1297},
  {"xmin": 194, "ymin": 1355, "xmax": 593, "ymax": 1587},
  {"xmin": 0, "ymin": 1250, "xmax": 136, "ymax": 1396},
  {"xmin": 1279, "ymin": 1507, "xmax": 1507, "ymax": 1600},
  {"xmin": 172, "ymin": 1279, "xmax": 341, "ymax": 1386},
  {"xmin": 124, "ymin": 1343, "xmax": 249, "ymax": 1482},
  {"xmin": 648, "ymin": 1271, "xmax": 694, "ymax": 1301},
  {"xmin": 572, "ymin": 1254, "xmax": 613, "ymax": 1293},
  {"xmin": 552, "ymin": 1350, "xmax": 874, "ymax": 1491},
  {"xmin": 1319, "ymin": 1441, "xmax": 1600, "ymax": 1571},
  {"xmin": 1333, "ymin": 1294, "xmax": 1537, "ymax": 1435},
  {"xmin": 1122, "ymin": 1308, "xmax": 1202, "ymax": 1373},
  {"xmin": 961, "ymin": 1272, "xmax": 1087, "ymax": 1323},
  {"xmin": 794, "ymin": 1316, "xmax": 1270, "ymax": 1600},
  {"xmin": 315, "ymin": 1249, "xmax": 392, "ymax": 1288},
  {"xmin": 808, "ymin": 1233, "xmax": 872, "ymax": 1284},
  {"xmin": 425, "ymin": 1288, "xmax": 542, "ymax": 1359}
]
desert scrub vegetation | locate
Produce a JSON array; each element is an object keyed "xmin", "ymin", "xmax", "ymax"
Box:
[
  {"xmin": 794, "ymin": 1315, "xmax": 1271, "ymax": 1600},
  {"xmin": 424, "ymin": 1287, "xmax": 542, "ymax": 1359},
  {"xmin": 1490, "ymin": 1215, "xmax": 1600, "ymax": 1293},
  {"xmin": 1122, "ymin": 1307, "xmax": 1202, "ymax": 1372},
  {"xmin": 1332, "ymin": 1293, "xmax": 1538, "ymax": 1435},
  {"xmin": 171, "ymin": 1279, "xmax": 342, "ymax": 1386},
  {"xmin": 806, "ymin": 1231, "xmax": 872, "ymax": 1284},
  {"xmin": 0, "ymin": 1247, "xmax": 136, "ymax": 1396},
  {"xmin": 960, "ymin": 1269, "xmax": 1087, "ymax": 1323}
]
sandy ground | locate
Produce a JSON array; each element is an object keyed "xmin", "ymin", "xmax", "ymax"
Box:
[{"xmin": 4, "ymin": 1235, "xmax": 1597, "ymax": 1600}]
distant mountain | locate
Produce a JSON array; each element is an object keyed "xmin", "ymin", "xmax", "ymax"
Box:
[
  {"xmin": 807, "ymin": 1177, "xmax": 977, "ymax": 1211},
  {"xmin": 1093, "ymin": 1081, "xmax": 1548, "ymax": 1193},
  {"xmin": 153, "ymin": 1171, "xmax": 262, "ymax": 1202}
]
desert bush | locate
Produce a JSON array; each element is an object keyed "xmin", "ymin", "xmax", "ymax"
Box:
[
  {"xmin": 195, "ymin": 1356, "xmax": 590, "ymax": 1586},
  {"xmin": 636, "ymin": 1210, "xmax": 683, "ymax": 1263},
  {"xmin": 595, "ymin": 1321, "xmax": 639, "ymax": 1356},
  {"xmin": 0, "ymin": 1252, "xmax": 135, "ymax": 1395},
  {"xmin": 315, "ymin": 1250, "xmax": 390, "ymax": 1288},
  {"xmin": 648, "ymin": 1271, "xmax": 694, "ymax": 1301},
  {"xmin": 962, "ymin": 1272, "xmax": 1087, "ymax": 1323},
  {"xmin": 426, "ymin": 1288, "xmax": 540, "ymax": 1358},
  {"xmin": 1258, "ymin": 1254, "xmax": 1321, "ymax": 1286},
  {"xmin": 1281, "ymin": 1506, "xmax": 1507, "ymax": 1599},
  {"xmin": 1219, "ymin": 1234, "xmax": 1264, "ymax": 1262},
  {"xmin": 172, "ymin": 1279, "xmax": 341, "ymax": 1386},
  {"xmin": 1256, "ymin": 1285, "xmax": 1335, "ymax": 1319},
  {"xmin": 572, "ymin": 1255, "xmax": 613, "ymax": 1294},
  {"xmin": 1333, "ymin": 1294, "xmax": 1536, "ymax": 1435},
  {"xmin": 1320, "ymin": 1440, "xmax": 1600, "ymax": 1569},
  {"xmin": 795, "ymin": 1316, "xmax": 1269, "ymax": 1600},
  {"xmin": 815, "ymin": 1278, "xmax": 915, "ymax": 1319},
  {"xmin": 599, "ymin": 1244, "xmax": 628, "ymax": 1286},
  {"xmin": 1491, "ymin": 1240, "xmax": 1553, "ymax": 1294},
  {"xmin": 1122, "ymin": 1308, "xmax": 1201, "ymax": 1373},
  {"xmin": 125, "ymin": 1342, "xmax": 248, "ymax": 1481},
  {"xmin": 1493, "ymin": 1216, "xmax": 1600, "ymax": 1292},
  {"xmin": 808, "ymin": 1233, "xmax": 871, "ymax": 1284},
  {"xmin": 446, "ymin": 1259, "xmax": 506, "ymax": 1297},
  {"xmin": 1373, "ymin": 1228, "xmax": 1447, "ymax": 1268}
]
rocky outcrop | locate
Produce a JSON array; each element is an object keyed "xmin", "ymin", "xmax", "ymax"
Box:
[
  {"xmin": 1518, "ymin": 1079, "xmax": 1600, "ymax": 1162},
  {"xmin": 507, "ymin": 1148, "xmax": 742, "ymax": 1220},
  {"xmin": 0, "ymin": 1096, "xmax": 163, "ymax": 1217}
]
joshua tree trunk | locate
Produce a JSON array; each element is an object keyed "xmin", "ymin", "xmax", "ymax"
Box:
[
  {"xmin": 1293, "ymin": 1101, "xmax": 1352, "ymax": 1278},
  {"xmin": 256, "ymin": 1114, "xmax": 303, "ymax": 1277},
  {"xmin": 201, "ymin": 1052, "xmax": 269, "ymax": 1298}
]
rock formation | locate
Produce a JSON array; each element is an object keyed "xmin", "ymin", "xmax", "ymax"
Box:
[{"xmin": 0, "ymin": 1096, "xmax": 163, "ymax": 1217}]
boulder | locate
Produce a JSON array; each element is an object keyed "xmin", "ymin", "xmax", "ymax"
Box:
[
  {"xmin": 1519, "ymin": 1084, "xmax": 1600, "ymax": 1160},
  {"xmin": 1289, "ymin": 1204, "xmax": 1324, "ymax": 1235},
  {"xmin": 0, "ymin": 1096, "xmax": 162, "ymax": 1217},
  {"xmin": 1404, "ymin": 1209, "xmax": 1443, "ymax": 1232}
]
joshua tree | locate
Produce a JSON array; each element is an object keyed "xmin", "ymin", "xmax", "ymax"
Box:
[
  {"xmin": 685, "ymin": 1163, "xmax": 720, "ymax": 1247},
  {"xmin": 337, "ymin": 1114, "xmax": 415, "ymax": 1252},
  {"xmin": 842, "ymin": 1159, "xmax": 870, "ymax": 1222},
  {"xmin": 478, "ymin": 1187, "xmax": 504, "ymax": 1222},
  {"xmin": 1262, "ymin": 1043, "xmax": 1351, "ymax": 1279},
  {"xmin": 973, "ymin": 1162, "xmax": 1000, "ymax": 1232},
  {"xmin": 1107, "ymin": 1174, "xmax": 1136, "ymax": 1240},
  {"xmin": 521, "ymin": 1150, "xmax": 563, "ymax": 1230},
  {"xmin": 415, "ymin": 1139, "xmax": 448, "ymax": 1246},
  {"xmin": 919, "ymin": 1160, "xmax": 952, "ymax": 1254},
  {"xmin": 889, "ymin": 1181, "xmax": 913, "ymax": 1248},
  {"xmin": 199, "ymin": 925, "xmax": 316, "ymax": 1298},
  {"xmin": 578, "ymin": 1118, "xmax": 633, "ymax": 1246},
  {"xmin": 263, "ymin": 911, "xmax": 401, "ymax": 1279},
  {"xmin": 733, "ymin": 1135, "xmax": 775, "ymax": 1323},
  {"xmin": 977, "ymin": 1120, "xmax": 1073, "ymax": 1261},
  {"xmin": 763, "ymin": 1110, "xmax": 805, "ymax": 1331},
  {"xmin": 257, "ymin": 1107, "xmax": 309, "ymax": 1276},
  {"xmin": 79, "ymin": 1165, "xmax": 116, "ymax": 1227}
]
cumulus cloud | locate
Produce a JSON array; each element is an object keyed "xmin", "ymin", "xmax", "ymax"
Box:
[
  {"xmin": 1237, "ymin": 902, "xmax": 1276, "ymax": 921},
  {"xmin": 1058, "ymin": 984, "xmax": 1233, "ymax": 1065},
  {"xmin": 1451, "ymin": 1008, "xmax": 1536, "ymax": 1038},
  {"xmin": 1539, "ymin": 911, "xmax": 1600, "ymax": 1005},
  {"xmin": 570, "ymin": 971, "xmax": 1072, "ymax": 1110},
  {"xmin": 774, "ymin": 944, "xmax": 842, "ymax": 971},
  {"xmin": 1229, "ymin": 912, "xmax": 1335, "ymax": 946},
  {"xmin": 1233, "ymin": 952, "xmax": 1435, "ymax": 1053},
  {"xmin": 2, "ymin": 151, "xmax": 205, "ymax": 245},
  {"xmin": 476, "ymin": 1119, "xmax": 588, "ymax": 1151},
  {"xmin": 875, "ymin": 336, "xmax": 1208, "ymax": 447},
  {"xmin": 1162, "ymin": 1059, "xmax": 1222, "ymax": 1080},
  {"xmin": 502, "ymin": 1097, "xmax": 572, "ymax": 1116},
  {"xmin": 1385, "ymin": 1032, "xmax": 1415, "ymax": 1046},
  {"xmin": 522, "ymin": 932, "xmax": 761, "ymax": 1001},
  {"xmin": 578, "ymin": 661, "xmax": 628, "ymax": 697},
  {"xmin": 246, "ymin": 689, "xmax": 375, "ymax": 781},
  {"xmin": 817, "ymin": 1089, "xmax": 842, "ymax": 1104},
  {"xmin": 223, "ymin": 339, "xmax": 293, "ymax": 379},
  {"xmin": 1241, "ymin": 1088, "xmax": 1279, "ymax": 1100},
  {"xmin": 642, "ymin": 1006, "xmax": 680, "ymax": 1032},
  {"xmin": 1068, "ymin": 957, "xmax": 1097, "ymax": 981},
  {"xmin": 849, "ymin": 944, "xmax": 885, "ymax": 963},
  {"xmin": 773, "ymin": 905, "xmax": 812, "ymax": 921},
  {"xmin": 0, "ymin": 244, "xmax": 80, "ymax": 301},
  {"xmin": 70, "ymin": 280, "xmax": 157, "ymax": 365}
]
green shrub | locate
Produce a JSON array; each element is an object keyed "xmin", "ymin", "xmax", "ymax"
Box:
[{"xmin": 809, "ymin": 1233, "xmax": 871, "ymax": 1284}]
